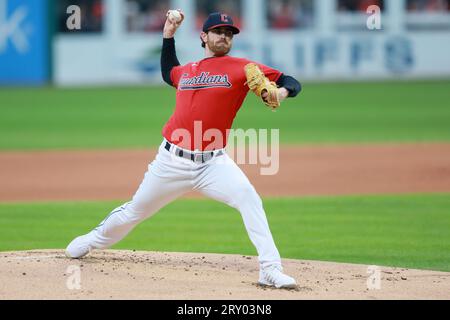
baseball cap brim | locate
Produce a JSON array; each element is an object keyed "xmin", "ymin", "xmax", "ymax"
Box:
[{"xmin": 206, "ymin": 24, "xmax": 240, "ymax": 34}]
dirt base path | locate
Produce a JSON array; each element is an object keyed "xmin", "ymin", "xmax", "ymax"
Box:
[
  {"xmin": 0, "ymin": 250, "xmax": 448, "ymax": 300},
  {"xmin": 1, "ymin": 143, "xmax": 450, "ymax": 201}
]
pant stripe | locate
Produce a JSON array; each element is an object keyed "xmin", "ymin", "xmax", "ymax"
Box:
[{"xmin": 94, "ymin": 203, "xmax": 129, "ymax": 230}]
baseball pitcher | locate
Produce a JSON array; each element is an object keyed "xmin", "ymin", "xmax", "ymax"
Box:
[{"xmin": 66, "ymin": 11, "xmax": 302, "ymax": 289}]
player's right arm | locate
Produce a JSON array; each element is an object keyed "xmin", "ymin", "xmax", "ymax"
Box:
[{"xmin": 161, "ymin": 10, "xmax": 184, "ymax": 87}]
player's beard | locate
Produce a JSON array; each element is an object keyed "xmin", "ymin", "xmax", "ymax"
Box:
[{"xmin": 207, "ymin": 38, "xmax": 232, "ymax": 57}]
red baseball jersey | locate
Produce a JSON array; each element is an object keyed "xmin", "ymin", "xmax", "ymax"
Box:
[{"xmin": 162, "ymin": 56, "xmax": 282, "ymax": 151}]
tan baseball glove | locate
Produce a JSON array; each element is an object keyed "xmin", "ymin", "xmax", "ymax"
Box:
[{"xmin": 245, "ymin": 63, "xmax": 280, "ymax": 110}]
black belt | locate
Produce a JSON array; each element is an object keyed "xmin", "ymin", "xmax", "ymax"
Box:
[{"xmin": 164, "ymin": 141, "xmax": 224, "ymax": 164}]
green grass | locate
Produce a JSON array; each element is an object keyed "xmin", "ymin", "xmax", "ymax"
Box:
[
  {"xmin": 0, "ymin": 194, "xmax": 449, "ymax": 272},
  {"xmin": 1, "ymin": 80, "xmax": 449, "ymax": 150}
]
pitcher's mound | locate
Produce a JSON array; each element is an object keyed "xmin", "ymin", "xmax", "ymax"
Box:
[{"xmin": 0, "ymin": 250, "xmax": 448, "ymax": 300}]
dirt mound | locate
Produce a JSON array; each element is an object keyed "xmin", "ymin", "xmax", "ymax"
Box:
[
  {"xmin": 1, "ymin": 143, "xmax": 450, "ymax": 202},
  {"xmin": 0, "ymin": 250, "xmax": 448, "ymax": 300}
]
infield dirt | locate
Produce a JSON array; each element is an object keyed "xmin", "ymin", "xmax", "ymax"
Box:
[{"xmin": 1, "ymin": 143, "xmax": 450, "ymax": 201}]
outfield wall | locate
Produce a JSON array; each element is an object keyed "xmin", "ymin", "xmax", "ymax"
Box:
[{"xmin": 54, "ymin": 32, "xmax": 450, "ymax": 85}]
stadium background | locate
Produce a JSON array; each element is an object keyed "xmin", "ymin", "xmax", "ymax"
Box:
[{"xmin": 0, "ymin": 0, "xmax": 449, "ymax": 280}]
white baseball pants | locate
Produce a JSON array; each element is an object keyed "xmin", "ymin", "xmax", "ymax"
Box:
[{"xmin": 87, "ymin": 139, "xmax": 282, "ymax": 268}]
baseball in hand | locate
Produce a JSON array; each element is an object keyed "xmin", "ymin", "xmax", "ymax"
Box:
[{"xmin": 168, "ymin": 10, "xmax": 182, "ymax": 23}]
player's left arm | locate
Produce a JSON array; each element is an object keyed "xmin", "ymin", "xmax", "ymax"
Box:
[{"xmin": 254, "ymin": 62, "xmax": 302, "ymax": 104}]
